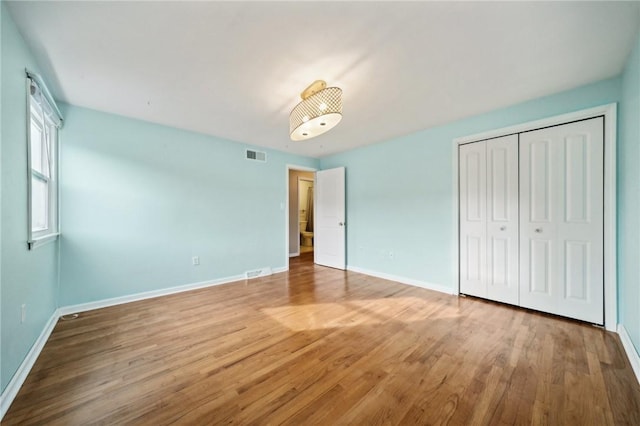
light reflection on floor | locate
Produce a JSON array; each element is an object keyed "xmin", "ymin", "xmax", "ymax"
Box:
[{"xmin": 261, "ymin": 297, "xmax": 460, "ymax": 331}]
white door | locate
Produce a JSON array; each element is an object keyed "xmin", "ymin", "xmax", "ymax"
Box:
[
  {"xmin": 486, "ymin": 135, "xmax": 519, "ymax": 305},
  {"xmin": 460, "ymin": 135, "xmax": 519, "ymax": 303},
  {"xmin": 459, "ymin": 142, "xmax": 487, "ymax": 298},
  {"xmin": 315, "ymin": 167, "xmax": 346, "ymax": 269},
  {"xmin": 519, "ymin": 117, "xmax": 604, "ymax": 324}
]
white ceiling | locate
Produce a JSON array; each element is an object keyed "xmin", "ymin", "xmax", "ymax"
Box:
[{"xmin": 6, "ymin": 1, "xmax": 640, "ymax": 158}]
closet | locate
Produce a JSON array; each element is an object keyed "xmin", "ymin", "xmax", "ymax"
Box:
[{"xmin": 459, "ymin": 116, "xmax": 604, "ymax": 325}]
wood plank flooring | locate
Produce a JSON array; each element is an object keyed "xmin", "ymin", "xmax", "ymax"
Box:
[{"xmin": 4, "ymin": 253, "xmax": 640, "ymax": 424}]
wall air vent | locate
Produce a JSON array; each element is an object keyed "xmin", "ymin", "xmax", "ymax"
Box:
[
  {"xmin": 245, "ymin": 267, "xmax": 273, "ymax": 279},
  {"xmin": 246, "ymin": 149, "xmax": 267, "ymax": 162}
]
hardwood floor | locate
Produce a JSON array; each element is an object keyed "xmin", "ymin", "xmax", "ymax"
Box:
[{"xmin": 4, "ymin": 253, "xmax": 640, "ymax": 425}]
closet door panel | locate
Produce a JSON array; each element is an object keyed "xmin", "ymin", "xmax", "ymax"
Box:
[
  {"xmin": 519, "ymin": 117, "xmax": 604, "ymax": 324},
  {"xmin": 486, "ymin": 135, "xmax": 519, "ymax": 305},
  {"xmin": 520, "ymin": 135, "xmax": 559, "ymax": 314},
  {"xmin": 459, "ymin": 142, "xmax": 487, "ymax": 298},
  {"xmin": 529, "ymin": 238, "xmax": 552, "ymax": 295},
  {"xmin": 528, "ymin": 139, "xmax": 553, "ymax": 223},
  {"xmin": 558, "ymin": 118, "xmax": 604, "ymax": 323}
]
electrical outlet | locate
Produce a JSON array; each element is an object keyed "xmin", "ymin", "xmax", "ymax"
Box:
[
  {"xmin": 21, "ymin": 304, "xmax": 26, "ymax": 324},
  {"xmin": 192, "ymin": 256, "xmax": 200, "ymax": 266}
]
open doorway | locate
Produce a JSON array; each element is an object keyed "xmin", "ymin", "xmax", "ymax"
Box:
[
  {"xmin": 298, "ymin": 177, "xmax": 314, "ymax": 254},
  {"xmin": 286, "ymin": 166, "xmax": 316, "ymax": 266},
  {"xmin": 285, "ymin": 165, "xmax": 346, "ymax": 271}
]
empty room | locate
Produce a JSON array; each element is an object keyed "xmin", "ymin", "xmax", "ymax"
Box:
[{"xmin": 2, "ymin": 1, "xmax": 640, "ymax": 424}]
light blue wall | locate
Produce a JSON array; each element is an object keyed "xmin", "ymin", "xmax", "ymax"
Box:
[
  {"xmin": 321, "ymin": 78, "xmax": 622, "ymax": 291},
  {"xmin": 0, "ymin": 0, "xmax": 4, "ymax": 393},
  {"xmin": 0, "ymin": 0, "xmax": 3, "ymax": 396},
  {"xmin": 58, "ymin": 105, "xmax": 318, "ymax": 306},
  {"xmin": 1, "ymin": 2, "xmax": 59, "ymax": 393},
  {"xmin": 619, "ymin": 29, "xmax": 640, "ymax": 353}
]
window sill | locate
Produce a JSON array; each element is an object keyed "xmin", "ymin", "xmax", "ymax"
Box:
[{"xmin": 28, "ymin": 233, "xmax": 60, "ymax": 250}]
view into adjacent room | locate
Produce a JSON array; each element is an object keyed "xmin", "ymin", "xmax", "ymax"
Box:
[
  {"xmin": 288, "ymin": 169, "xmax": 315, "ymax": 257},
  {"xmin": 299, "ymin": 178, "xmax": 314, "ymax": 254}
]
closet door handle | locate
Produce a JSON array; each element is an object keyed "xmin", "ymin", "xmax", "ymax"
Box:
[
  {"xmin": 535, "ymin": 228, "xmax": 543, "ymax": 233},
  {"xmin": 500, "ymin": 226, "xmax": 506, "ymax": 231}
]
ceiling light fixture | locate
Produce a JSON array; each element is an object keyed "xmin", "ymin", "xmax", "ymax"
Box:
[{"xmin": 289, "ymin": 80, "xmax": 342, "ymax": 141}]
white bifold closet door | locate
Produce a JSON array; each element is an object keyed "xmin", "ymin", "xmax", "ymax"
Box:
[
  {"xmin": 459, "ymin": 134, "xmax": 519, "ymax": 305},
  {"xmin": 519, "ymin": 117, "xmax": 604, "ymax": 324},
  {"xmin": 459, "ymin": 141, "xmax": 487, "ymax": 298}
]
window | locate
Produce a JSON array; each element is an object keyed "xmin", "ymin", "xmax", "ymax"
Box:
[{"xmin": 27, "ymin": 73, "xmax": 62, "ymax": 249}]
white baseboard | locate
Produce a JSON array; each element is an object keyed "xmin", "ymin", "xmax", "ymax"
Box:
[
  {"xmin": 58, "ymin": 266, "xmax": 289, "ymax": 316},
  {"xmin": 346, "ymin": 266, "xmax": 455, "ymax": 295},
  {"xmin": 58, "ymin": 274, "xmax": 248, "ymax": 316},
  {"xmin": 0, "ymin": 309, "xmax": 60, "ymax": 420},
  {"xmin": 618, "ymin": 324, "xmax": 640, "ymax": 385},
  {"xmin": 272, "ymin": 266, "xmax": 288, "ymax": 274},
  {"xmin": 289, "ymin": 252, "xmax": 300, "ymax": 258}
]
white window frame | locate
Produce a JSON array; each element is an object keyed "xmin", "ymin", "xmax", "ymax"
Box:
[{"xmin": 27, "ymin": 73, "xmax": 62, "ymax": 249}]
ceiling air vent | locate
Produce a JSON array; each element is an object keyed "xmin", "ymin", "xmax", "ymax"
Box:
[{"xmin": 246, "ymin": 149, "xmax": 267, "ymax": 162}]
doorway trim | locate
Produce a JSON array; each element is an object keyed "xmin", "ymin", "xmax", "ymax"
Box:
[
  {"xmin": 451, "ymin": 103, "xmax": 617, "ymax": 331},
  {"xmin": 285, "ymin": 164, "xmax": 317, "ymax": 271}
]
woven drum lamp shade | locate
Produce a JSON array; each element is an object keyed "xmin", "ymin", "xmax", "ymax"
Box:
[{"xmin": 290, "ymin": 81, "xmax": 342, "ymax": 141}]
